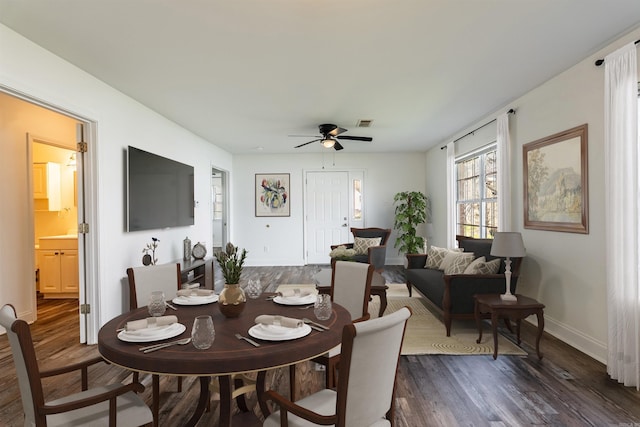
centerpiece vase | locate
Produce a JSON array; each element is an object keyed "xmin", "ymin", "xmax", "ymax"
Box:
[{"xmin": 218, "ymin": 283, "xmax": 246, "ymax": 318}]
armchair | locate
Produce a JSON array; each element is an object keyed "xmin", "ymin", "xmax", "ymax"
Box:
[{"xmin": 331, "ymin": 227, "xmax": 391, "ymax": 272}]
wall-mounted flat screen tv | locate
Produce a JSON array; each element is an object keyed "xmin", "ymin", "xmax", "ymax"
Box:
[{"xmin": 127, "ymin": 146, "xmax": 194, "ymax": 232}]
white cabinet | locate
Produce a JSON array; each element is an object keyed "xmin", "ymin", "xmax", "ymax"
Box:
[
  {"xmin": 33, "ymin": 162, "xmax": 61, "ymax": 211},
  {"xmin": 38, "ymin": 236, "xmax": 78, "ymax": 298}
]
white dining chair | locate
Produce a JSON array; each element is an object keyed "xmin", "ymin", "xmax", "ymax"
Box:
[
  {"xmin": 264, "ymin": 306, "xmax": 412, "ymax": 427},
  {"xmin": 0, "ymin": 303, "xmax": 153, "ymax": 427}
]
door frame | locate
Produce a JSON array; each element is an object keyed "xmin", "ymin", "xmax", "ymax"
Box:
[
  {"xmin": 303, "ymin": 169, "xmax": 365, "ymax": 264},
  {"xmin": 211, "ymin": 166, "xmax": 229, "ymax": 254}
]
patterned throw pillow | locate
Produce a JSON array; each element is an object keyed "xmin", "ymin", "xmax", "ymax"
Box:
[
  {"xmin": 441, "ymin": 252, "xmax": 476, "ymax": 274},
  {"xmin": 353, "ymin": 237, "xmax": 382, "ymax": 255},
  {"xmin": 463, "ymin": 257, "xmax": 501, "ymax": 274},
  {"xmin": 425, "ymin": 246, "xmax": 462, "ymax": 270}
]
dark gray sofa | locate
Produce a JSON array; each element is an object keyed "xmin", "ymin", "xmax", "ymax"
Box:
[{"xmin": 405, "ymin": 235, "xmax": 522, "ymax": 336}]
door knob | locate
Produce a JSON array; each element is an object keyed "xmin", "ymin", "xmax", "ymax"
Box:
[{"xmin": 342, "ymin": 224, "xmax": 348, "ymax": 227}]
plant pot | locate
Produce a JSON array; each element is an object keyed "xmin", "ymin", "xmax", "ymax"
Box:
[{"xmin": 218, "ymin": 283, "xmax": 246, "ymax": 318}]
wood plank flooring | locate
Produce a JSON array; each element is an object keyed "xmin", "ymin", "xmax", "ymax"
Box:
[{"xmin": 1, "ymin": 265, "xmax": 640, "ymax": 426}]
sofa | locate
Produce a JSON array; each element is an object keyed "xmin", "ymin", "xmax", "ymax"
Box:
[{"xmin": 405, "ymin": 235, "xmax": 522, "ymax": 336}]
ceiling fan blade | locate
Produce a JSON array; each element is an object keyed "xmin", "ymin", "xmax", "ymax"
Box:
[
  {"xmin": 333, "ymin": 141, "xmax": 344, "ymax": 151},
  {"xmin": 336, "ymin": 135, "xmax": 373, "ymax": 142},
  {"xmin": 328, "ymin": 126, "xmax": 348, "ymax": 137},
  {"xmin": 294, "ymin": 139, "xmax": 321, "ymax": 148},
  {"xmin": 288, "ymin": 134, "xmax": 320, "ymax": 138}
]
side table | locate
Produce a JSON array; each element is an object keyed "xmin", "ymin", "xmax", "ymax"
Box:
[{"xmin": 474, "ymin": 293, "xmax": 545, "ymax": 360}]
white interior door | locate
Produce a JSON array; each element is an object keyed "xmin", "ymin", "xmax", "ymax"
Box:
[{"xmin": 305, "ymin": 171, "xmax": 350, "ymax": 264}]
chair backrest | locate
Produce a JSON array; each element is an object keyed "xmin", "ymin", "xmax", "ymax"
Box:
[
  {"xmin": 0, "ymin": 304, "xmax": 44, "ymax": 425},
  {"xmin": 330, "ymin": 261, "xmax": 374, "ymax": 320},
  {"xmin": 335, "ymin": 306, "xmax": 412, "ymax": 427},
  {"xmin": 126, "ymin": 262, "xmax": 181, "ymax": 310},
  {"xmin": 351, "ymin": 227, "xmax": 392, "ymax": 246}
]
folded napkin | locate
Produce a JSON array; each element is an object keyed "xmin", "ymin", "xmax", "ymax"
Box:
[
  {"xmin": 278, "ymin": 288, "xmax": 314, "ymax": 298},
  {"xmin": 176, "ymin": 289, "xmax": 215, "ymax": 297},
  {"xmin": 125, "ymin": 315, "xmax": 178, "ymax": 331},
  {"xmin": 255, "ymin": 315, "xmax": 303, "ymax": 329}
]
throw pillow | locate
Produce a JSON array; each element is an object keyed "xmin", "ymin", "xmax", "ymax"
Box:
[
  {"xmin": 442, "ymin": 252, "xmax": 476, "ymax": 274},
  {"xmin": 353, "ymin": 237, "xmax": 382, "ymax": 255},
  {"xmin": 463, "ymin": 257, "xmax": 501, "ymax": 274},
  {"xmin": 425, "ymin": 246, "xmax": 462, "ymax": 270}
]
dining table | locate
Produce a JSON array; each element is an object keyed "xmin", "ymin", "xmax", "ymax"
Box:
[{"xmin": 98, "ymin": 293, "xmax": 351, "ymax": 427}]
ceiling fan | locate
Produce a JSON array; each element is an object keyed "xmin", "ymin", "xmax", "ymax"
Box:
[{"xmin": 293, "ymin": 124, "xmax": 373, "ymax": 151}]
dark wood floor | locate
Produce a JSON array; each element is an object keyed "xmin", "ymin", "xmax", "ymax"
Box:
[{"xmin": 2, "ymin": 265, "xmax": 640, "ymax": 426}]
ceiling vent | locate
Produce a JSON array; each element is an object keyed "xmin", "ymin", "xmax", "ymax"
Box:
[{"xmin": 356, "ymin": 119, "xmax": 373, "ymax": 128}]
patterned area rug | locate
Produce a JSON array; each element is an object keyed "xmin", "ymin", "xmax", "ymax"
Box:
[{"xmin": 369, "ymin": 284, "xmax": 527, "ymax": 356}]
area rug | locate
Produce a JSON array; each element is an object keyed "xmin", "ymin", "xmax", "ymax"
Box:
[{"xmin": 369, "ymin": 284, "xmax": 527, "ymax": 356}]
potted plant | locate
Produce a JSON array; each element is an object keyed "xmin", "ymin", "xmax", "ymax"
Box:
[
  {"xmin": 393, "ymin": 191, "xmax": 430, "ymax": 268},
  {"xmin": 214, "ymin": 242, "xmax": 248, "ymax": 317}
]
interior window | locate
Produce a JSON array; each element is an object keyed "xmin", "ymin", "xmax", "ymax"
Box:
[{"xmin": 455, "ymin": 146, "xmax": 497, "ymax": 238}]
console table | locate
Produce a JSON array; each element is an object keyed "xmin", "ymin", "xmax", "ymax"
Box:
[{"xmin": 175, "ymin": 257, "xmax": 214, "ymax": 289}]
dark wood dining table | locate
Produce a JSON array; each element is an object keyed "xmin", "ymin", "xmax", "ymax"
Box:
[{"xmin": 98, "ymin": 294, "xmax": 351, "ymax": 427}]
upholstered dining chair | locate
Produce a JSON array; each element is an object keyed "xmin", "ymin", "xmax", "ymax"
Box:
[
  {"xmin": 126, "ymin": 262, "xmax": 182, "ymax": 426},
  {"xmin": 312, "ymin": 260, "xmax": 374, "ymax": 389},
  {"xmin": 264, "ymin": 306, "xmax": 412, "ymax": 427},
  {"xmin": 0, "ymin": 304, "xmax": 153, "ymax": 427},
  {"xmin": 330, "ymin": 227, "xmax": 391, "ymax": 272}
]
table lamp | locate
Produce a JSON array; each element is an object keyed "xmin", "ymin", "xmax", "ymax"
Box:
[{"xmin": 490, "ymin": 232, "xmax": 526, "ymax": 301}]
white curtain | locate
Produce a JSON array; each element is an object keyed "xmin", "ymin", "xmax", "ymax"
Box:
[
  {"xmin": 496, "ymin": 112, "xmax": 511, "ymax": 231},
  {"xmin": 604, "ymin": 42, "xmax": 639, "ymax": 388},
  {"xmin": 446, "ymin": 141, "xmax": 456, "ymax": 248}
]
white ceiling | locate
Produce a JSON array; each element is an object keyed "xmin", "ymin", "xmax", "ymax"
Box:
[{"xmin": 1, "ymin": 1, "xmax": 639, "ymax": 154}]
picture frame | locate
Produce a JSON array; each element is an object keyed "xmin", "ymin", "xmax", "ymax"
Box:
[
  {"xmin": 523, "ymin": 124, "xmax": 588, "ymax": 233},
  {"xmin": 255, "ymin": 173, "xmax": 290, "ymax": 217}
]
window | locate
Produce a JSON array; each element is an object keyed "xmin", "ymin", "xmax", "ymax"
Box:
[{"xmin": 456, "ymin": 146, "xmax": 497, "ymax": 238}]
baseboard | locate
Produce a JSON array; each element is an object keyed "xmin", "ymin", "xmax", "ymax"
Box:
[{"xmin": 526, "ymin": 314, "xmax": 607, "ymax": 365}]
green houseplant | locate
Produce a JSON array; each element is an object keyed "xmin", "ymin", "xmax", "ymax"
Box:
[
  {"xmin": 393, "ymin": 191, "xmax": 430, "ymax": 256},
  {"xmin": 214, "ymin": 242, "xmax": 248, "ymax": 317}
]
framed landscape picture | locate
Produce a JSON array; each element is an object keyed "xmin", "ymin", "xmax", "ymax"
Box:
[
  {"xmin": 523, "ymin": 124, "xmax": 588, "ymax": 234},
  {"xmin": 255, "ymin": 173, "xmax": 290, "ymax": 217}
]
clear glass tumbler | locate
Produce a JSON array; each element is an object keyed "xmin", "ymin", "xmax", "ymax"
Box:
[
  {"xmin": 148, "ymin": 291, "xmax": 166, "ymax": 317},
  {"xmin": 191, "ymin": 315, "xmax": 215, "ymax": 349},
  {"xmin": 314, "ymin": 294, "xmax": 332, "ymax": 321},
  {"xmin": 246, "ymin": 279, "xmax": 262, "ymax": 299}
]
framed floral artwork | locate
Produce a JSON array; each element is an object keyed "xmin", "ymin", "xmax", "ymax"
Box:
[
  {"xmin": 523, "ymin": 124, "xmax": 588, "ymax": 233},
  {"xmin": 255, "ymin": 173, "xmax": 290, "ymax": 217}
]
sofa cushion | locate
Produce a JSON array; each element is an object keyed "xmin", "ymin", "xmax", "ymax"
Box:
[
  {"xmin": 463, "ymin": 256, "xmax": 501, "ymax": 274},
  {"xmin": 353, "ymin": 237, "xmax": 382, "ymax": 255},
  {"xmin": 441, "ymin": 252, "xmax": 476, "ymax": 274},
  {"xmin": 426, "ymin": 246, "xmax": 462, "ymax": 270}
]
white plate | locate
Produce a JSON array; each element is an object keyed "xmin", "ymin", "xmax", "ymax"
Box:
[
  {"xmin": 118, "ymin": 323, "xmax": 186, "ymax": 343},
  {"xmin": 273, "ymin": 294, "xmax": 317, "ymax": 306},
  {"xmin": 248, "ymin": 323, "xmax": 312, "ymax": 341},
  {"xmin": 172, "ymin": 294, "xmax": 219, "ymax": 305}
]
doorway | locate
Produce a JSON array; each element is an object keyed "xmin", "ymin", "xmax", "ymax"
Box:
[{"xmin": 211, "ymin": 167, "xmax": 228, "ymax": 254}]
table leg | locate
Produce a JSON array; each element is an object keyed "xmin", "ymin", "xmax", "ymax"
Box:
[
  {"xmin": 491, "ymin": 312, "xmax": 499, "ymax": 360},
  {"xmin": 152, "ymin": 374, "xmax": 159, "ymax": 427},
  {"xmin": 219, "ymin": 375, "xmax": 233, "ymax": 427},
  {"xmin": 378, "ymin": 291, "xmax": 388, "ymax": 317},
  {"xmin": 184, "ymin": 376, "xmax": 211, "ymax": 427},
  {"xmin": 536, "ymin": 310, "xmax": 544, "ymax": 359},
  {"xmin": 256, "ymin": 370, "xmax": 271, "ymax": 418},
  {"xmin": 516, "ymin": 319, "xmax": 522, "ymax": 345},
  {"xmin": 475, "ymin": 300, "xmax": 483, "ymax": 344}
]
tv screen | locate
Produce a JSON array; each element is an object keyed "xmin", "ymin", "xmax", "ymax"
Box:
[{"xmin": 127, "ymin": 146, "xmax": 194, "ymax": 232}]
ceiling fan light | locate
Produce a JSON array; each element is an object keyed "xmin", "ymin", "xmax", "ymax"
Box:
[{"xmin": 321, "ymin": 138, "xmax": 335, "ymax": 148}]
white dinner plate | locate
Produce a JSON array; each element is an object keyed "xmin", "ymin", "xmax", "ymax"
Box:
[
  {"xmin": 118, "ymin": 323, "xmax": 186, "ymax": 343},
  {"xmin": 248, "ymin": 323, "xmax": 312, "ymax": 341},
  {"xmin": 172, "ymin": 294, "xmax": 219, "ymax": 305},
  {"xmin": 272, "ymin": 294, "xmax": 317, "ymax": 306}
]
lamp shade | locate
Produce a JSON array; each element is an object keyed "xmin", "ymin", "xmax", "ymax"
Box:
[{"xmin": 490, "ymin": 232, "xmax": 526, "ymax": 257}]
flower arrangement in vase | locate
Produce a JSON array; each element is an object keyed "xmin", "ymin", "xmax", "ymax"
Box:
[
  {"xmin": 142, "ymin": 237, "xmax": 160, "ymax": 265},
  {"xmin": 214, "ymin": 242, "xmax": 248, "ymax": 318},
  {"xmin": 329, "ymin": 245, "xmax": 356, "ymax": 261}
]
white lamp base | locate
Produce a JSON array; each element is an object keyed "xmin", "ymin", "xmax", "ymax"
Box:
[{"xmin": 500, "ymin": 293, "xmax": 517, "ymax": 301}]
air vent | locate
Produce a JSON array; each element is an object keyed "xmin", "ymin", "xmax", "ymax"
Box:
[{"xmin": 356, "ymin": 119, "xmax": 373, "ymax": 128}]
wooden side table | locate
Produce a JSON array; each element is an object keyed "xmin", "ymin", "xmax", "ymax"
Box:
[{"xmin": 474, "ymin": 293, "xmax": 545, "ymax": 360}]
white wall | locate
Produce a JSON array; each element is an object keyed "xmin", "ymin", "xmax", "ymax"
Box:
[
  {"xmin": 233, "ymin": 152, "xmax": 427, "ymax": 267},
  {"xmin": 426, "ymin": 26, "xmax": 640, "ymax": 363},
  {"xmin": 0, "ymin": 24, "xmax": 232, "ymax": 341}
]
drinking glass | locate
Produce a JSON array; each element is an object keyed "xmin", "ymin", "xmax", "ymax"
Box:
[
  {"xmin": 246, "ymin": 279, "xmax": 262, "ymax": 299},
  {"xmin": 314, "ymin": 294, "xmax": 332, "ymax": 321},
  {"xmin": 191, "ymin": 315, "xmax": 215, "ymax": 349},
  {"xmin": 148, "ymin": 291, "xmax": 166, "ymax": 317}
]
